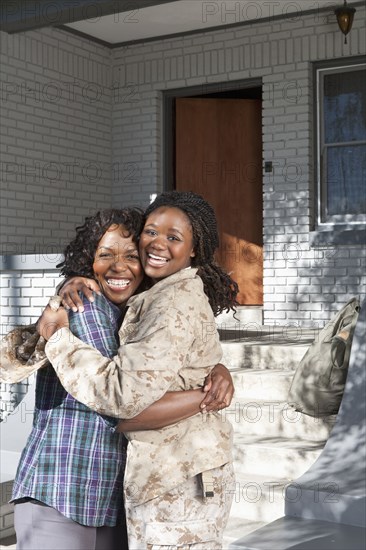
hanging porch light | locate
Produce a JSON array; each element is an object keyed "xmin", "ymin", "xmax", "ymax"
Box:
[{"xmin": 334, "ymin": 1, "xmax": 356, "ymax": 44}]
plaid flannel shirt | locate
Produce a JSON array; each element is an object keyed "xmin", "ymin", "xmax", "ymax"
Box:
[
  {"xmin": 11, "ymin": 293, "xmax": 127, "ymax": 527},
  {"xmin": 46, "ymin": 269, "xmax": 233, "ymax": 506}
]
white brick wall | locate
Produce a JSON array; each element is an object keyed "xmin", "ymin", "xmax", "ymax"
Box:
[
  {"xmin": 0, "ymin": 257, "xmax": 62, "ymax": 421},
  {"xmin": 110, "ymin": 5, "xmax": 366, "ymax": 325},
  {"xmin": 0, "ymin": 270, "xmax": 61, "ymax": 329},
  {"xmin": 0, "ymin": 483, "xmax": 15, "ymax": 540},
  {"xmin": 1, "ymin": 7, "xmax": 365, "ymax": 341},
  {"xmin": 0, "ymin": 27, "xmax": 113, "ymax": 253}
]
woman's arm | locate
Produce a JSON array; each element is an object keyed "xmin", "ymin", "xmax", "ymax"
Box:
[
  {"xmin": 56, "ymin": 279, "xmax": 235, "ymax": 410},
  {"xmin": 38, "ymin": 304, "xmax": 234, "ymax": 428},
  {"xmin": 39, "ymin": 290, "xmax": 231, "ymax": 421},
  {"xmin": 59, "ymin": 277, "xmax": 100, "ymax": 312},
  {"xmin": 202, "ymin": 363, "xmax": 234, "ymax": 409},
  {"xmin": 117, "ymin": 389, "xmax": 204, "ymax": 432},
  {"xmin": 119, "ymin": 362, "xmax": 234, "ymax": 431}
]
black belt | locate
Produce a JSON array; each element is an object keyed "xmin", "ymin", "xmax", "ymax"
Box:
[{"xmin": 14, "ymin": 497, "xmax": 49, "ymax": 507}]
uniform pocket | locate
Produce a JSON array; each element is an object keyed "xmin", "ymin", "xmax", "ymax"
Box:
[{"xmin": 145, "ymin": 518, "xmax": 219, "ymax": 546}]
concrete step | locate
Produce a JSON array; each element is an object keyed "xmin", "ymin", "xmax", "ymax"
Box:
[
  {"xmin": 233, "ymin": 434, "xmax": 325, "ymax": 479},
  {"xmin": 229, "ymin": 472, "xmax": 291, "ymax": 523},
  {"xmin": 221, "ymin": 341, "xmax": 309, "ymax": 371},
  {"xmin": 219, "ymin": 325, "xmax": 318, "ymax": 341},
  {"xmin": 225, "ymin": 399, "xmax": 337, "ymax": 440},
  {"xmin": 219, "ymin": 325, "xmax": 316, "ymax": 370},
  {"xmin": 216, "ymin": 306, "xmax": 263, "ymax": 326},
  {"xmin": 231, "ymin": 368, "xmax": 295, "ymax": 401}
]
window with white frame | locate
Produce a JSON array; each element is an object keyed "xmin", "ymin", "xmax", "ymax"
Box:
[{"xmin": 316, "ymin": 60, "xmax": 366, "ymax": 226}]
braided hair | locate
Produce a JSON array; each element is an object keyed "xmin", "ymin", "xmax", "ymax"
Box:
[
  {"xmin": 57, "ymin": 208, "xmax": 144, "ymax": 279},
  {"xmin": 144, "ymin": 191, "xmax": 239, "ymax": 316}
]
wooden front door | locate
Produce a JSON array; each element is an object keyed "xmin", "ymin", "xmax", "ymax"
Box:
[{"xmin": 175, "ymin": 98, "xmax": 263, "ymax": 305}]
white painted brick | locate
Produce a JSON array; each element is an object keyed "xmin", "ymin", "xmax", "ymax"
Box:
[
  {"xmin": 1, "ymin": 10, "xmax": 365, "ymax": 330},
  {"xmin": 0, "ymin": 525, "xmax": 15, "ymax": 539},
  {"xmin": 192, "ymin": 36, "xmax": 213, "ymax": 46},
  {"xmin": 299, "ymin": 303, "xmax": 322, "ymax": 311},
  {"xmin": 265, "ymin": 311, "xmax": 287, "ymax": 320},
  {"xmin": 2, "ymin": 510, "xmax": 14, "ymax": 529}
]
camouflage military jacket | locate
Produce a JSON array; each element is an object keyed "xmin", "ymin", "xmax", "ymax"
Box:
[
  {"xmin": 0, "ymin": 323, "xmax": 48, "ymax": 384},
  {"xmin": 46, "ymin": 268, "xmax": 233, "ymax": 505}
]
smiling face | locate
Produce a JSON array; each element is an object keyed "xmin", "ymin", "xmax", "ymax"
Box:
[
  {"xmin": 139, "ymin": 206, "xmax": 195, "ymax": 283},
  {"xmin": 92, "ymin": 224, "xmax": 144, "ymax": 306}
]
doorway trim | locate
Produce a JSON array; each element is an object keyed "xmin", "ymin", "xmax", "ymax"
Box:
[{"xmin": 163, "ymin": 77, "xmax": 262, "ymax": 189}]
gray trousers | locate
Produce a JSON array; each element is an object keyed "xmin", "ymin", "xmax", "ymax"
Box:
[{"xmin": 14, "ymin": 501, "xmax": 128, "ymax": 550}]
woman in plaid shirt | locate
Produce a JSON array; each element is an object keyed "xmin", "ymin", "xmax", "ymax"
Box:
[
  {"xmin": 8, "ymin": 208, "xmax": 233, "ymax": 550},
  {"xmin": 39, "ymin": 192, "xmax": 238, "ymax": 549}
]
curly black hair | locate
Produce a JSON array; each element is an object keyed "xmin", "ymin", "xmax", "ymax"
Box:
[
  {"xmin": 57, "ymin": 208, "xmax": 144, "ymax": 279},
  {"xmin": 144, "ymin": 191, "xmax": 239, "ymax": 316}
]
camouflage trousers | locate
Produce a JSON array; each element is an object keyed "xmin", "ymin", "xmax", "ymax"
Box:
[{"xmin": 125, "ymin": 462, "xmax": 235, "ymax": 550}]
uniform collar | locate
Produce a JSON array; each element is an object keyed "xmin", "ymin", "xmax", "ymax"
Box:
[{"xmin": 127, "ymin": 267, "xmax": 198, "ymax": 308}]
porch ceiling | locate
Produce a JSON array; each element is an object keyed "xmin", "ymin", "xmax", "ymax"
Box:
[{"xmin": 0, "ymin": 0, "xmax": 362, "ymax": 47}]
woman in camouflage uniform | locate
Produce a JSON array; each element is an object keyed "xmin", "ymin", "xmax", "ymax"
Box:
[
  {"xmin": 39, "ymin": 192, "xmax": 239, "ymax": 549},
  {"xmin": 2, "ymin": 207, "xmax": 233, "ymax": 550}
]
